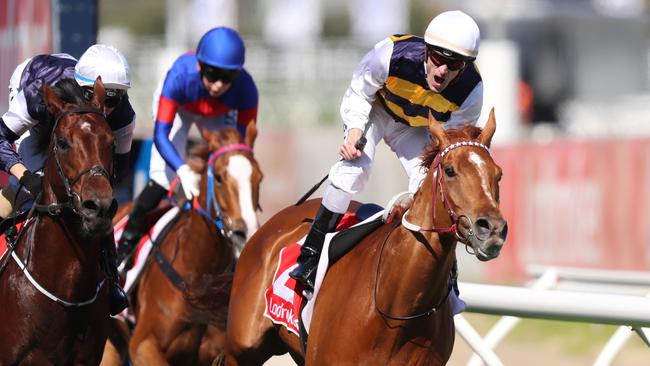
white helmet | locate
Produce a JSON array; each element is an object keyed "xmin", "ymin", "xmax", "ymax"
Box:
[
  {"xmin": 75, "ymin": 44, "xmax": 131, "ymax": 90},
  {"xmin": 424, "ymin": 10, "xmax": 480, "ymax": 60}
]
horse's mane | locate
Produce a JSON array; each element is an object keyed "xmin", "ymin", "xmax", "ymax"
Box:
[
  {"xmin": 420, "ymin": 124, "xmax": 482, "ymax": 169},
  {"xmin": 35, "ymin": 78, "xmax": 88, "ymax": 150}
]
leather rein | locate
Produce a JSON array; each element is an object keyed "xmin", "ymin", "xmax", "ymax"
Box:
[
  {"xmin": 375, "ymin": 140, "xmax": 489, "ymax": 321},
  {"xmin": 5, "ymin": 107, "xmax": 112, "ymax": 308}
]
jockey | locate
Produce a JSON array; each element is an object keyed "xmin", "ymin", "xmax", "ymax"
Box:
[
  {"xmin": 116, "ymin": 27, "xmax": 258, "ymax": 272},
  {"xmin": 0, "ymin": 44, "xmax": 135, "ymax": 315},
  {"xmin": 289, "ymin": 11, "xmax": 484, "ymax": 292}
]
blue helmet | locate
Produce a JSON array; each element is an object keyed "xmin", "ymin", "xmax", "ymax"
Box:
[{"xmin": 196, "ymin": 27, "xmax": 245, "ymax": 70}]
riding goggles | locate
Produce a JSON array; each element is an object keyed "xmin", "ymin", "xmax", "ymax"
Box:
[
  {"xmin": 426, "ymin": 45, "xmax": 468, "ymax": 71},
  {"xmin": 83, "ymin": 87, "xmax": 125, "ymax": 108},
  {"xmin": 199, "ymin": 63, "xmax": 240, "ymax": 84}
]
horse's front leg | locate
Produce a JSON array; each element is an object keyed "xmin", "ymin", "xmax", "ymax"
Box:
[
  {"xmin": 199, "ymin": 325, "xmax": 227, "ymax": 366},
  {"xmin": 130, "ymin": 336, "xmax": 170, "ymax": 366}
]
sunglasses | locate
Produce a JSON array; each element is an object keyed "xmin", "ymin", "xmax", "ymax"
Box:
[
  {"xmin": 426, "ymin": 46, "xmax": 466, "ymax": 71},
  {"xmin": 200, "ymin": 63, "xmax": 240, "ymax": 84},
  {"xmin": 83, "ymin": 87, "xmax": 125, "ymax": 108}
]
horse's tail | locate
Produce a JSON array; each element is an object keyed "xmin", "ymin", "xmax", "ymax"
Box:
[{"xmin": 183, "ymin": 271, "xmax": 234, "ymax": 329}]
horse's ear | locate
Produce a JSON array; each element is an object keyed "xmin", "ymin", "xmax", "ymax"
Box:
[
  {"xmin": 244, "ymin": 121, "xmax": 257, "ymax": 148},
  {"xmin": 90, "ymin": 77, "xmax": 106, "ymax": 109},
  {"xmin": 200, "ymin": 128, "xmax": 220, "ymax": 150},
  {"xmin": 188, "ymin": 143, "xmax": 210, "ymax": 173},
  {"xmin": 428, "ymin": 111, "xmax": 449, "ymax": 149},
  {"xmin": 43, "ymin": 82, "xmax": 65, "ymax": 116},
  {"xmin": 478, "ymin": 108, "xmax": 497, "ymax": 147}
]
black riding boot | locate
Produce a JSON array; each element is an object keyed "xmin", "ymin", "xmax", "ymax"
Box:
[
  {"xmin": 101, "ymin": 234, "xmax": 129, "ymax": 316},
  {"xmin": 289, "ymin": 204, "xmax": 343, "ymax": 292},
  {"xmin": 116, "ymin": 180, "xmax": 167, "ymax": 274}
]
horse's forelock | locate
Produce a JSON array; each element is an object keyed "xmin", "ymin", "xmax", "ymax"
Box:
[{"xmin": 420, "ymin": 125, "xmax": 483, "ymax": 169}]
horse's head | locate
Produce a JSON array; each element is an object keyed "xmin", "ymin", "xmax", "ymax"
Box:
[
  {"xmin": 423, "ymin": 109, "xmax": 507, "ymax": 261},
  {"xmin": 187, "ymin": 123, "xmax": 263, "ymax": 257},
  {"xmin": 42, "ymin": 78, "xmax": 117, "ymax": 236}
]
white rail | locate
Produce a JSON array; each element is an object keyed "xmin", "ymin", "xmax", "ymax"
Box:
[
  {"xmin": 459, "ymin": 282, "xmax": 650, "ymax": 327},
  {"xmin": 455, "ymin": 267, "xmax": 650, "ymax": 366}
]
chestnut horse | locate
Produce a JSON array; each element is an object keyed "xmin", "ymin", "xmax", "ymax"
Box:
[
  {"xmin": 0, "ymin": 79, "xmax": 117, "ymax": 364},
  {"xmin": 225, "ymin": 110, "xmax": 507, "ymax": 365},
  {"xmin": 104, "ymin": 124, "xmax": 262, "ymax": 366}
]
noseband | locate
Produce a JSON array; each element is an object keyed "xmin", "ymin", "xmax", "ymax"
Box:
[{"xmin": 34, "ymin": 107, "xmax": 112, "ymax": 216}]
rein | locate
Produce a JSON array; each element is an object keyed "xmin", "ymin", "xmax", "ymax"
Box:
[
  {"xmin": 155, "ymin": 143, "xmax": 253, "ymax": 291},
  {"xmin": 374, "ymin": 140, "xmax": 489, "ymax": 320},
  {"xmin": 8, "ymin": 106, "xmax": 110, "ymax": 307},
  {"xmin": 373, "ymin": 220, "xmax": 453, "ymax": 321}
]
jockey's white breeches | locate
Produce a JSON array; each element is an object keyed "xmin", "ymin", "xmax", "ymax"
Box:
[{"xmin": 322, "ymin": 102, "xmax": 431, "ymax": 214}]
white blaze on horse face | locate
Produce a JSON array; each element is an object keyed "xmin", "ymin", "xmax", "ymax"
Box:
[
  {"xmin": 467, "ymin": 151, "xmax": 498, "ymax": 205},
  {"xmin": 80, "ymin": 121, "xmax": 92, "ymax": 132},
  {"xmin": 227, "ymin": 155, "xmax": 259, "ymax": 239}
]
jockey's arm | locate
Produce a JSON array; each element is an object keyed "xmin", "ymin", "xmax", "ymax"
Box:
[
  {"xmin": 153, "ymin": 96, "xmax": 184, "ymax": 172},
  {"xmin": 0, "ymin": 118, "xmax": 26, "ymax": 179},
  {"xmin": 339, "ymin": 37, "xmax": 392, "ymax": 159}
]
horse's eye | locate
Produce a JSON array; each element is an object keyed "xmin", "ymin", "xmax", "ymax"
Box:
[
  {"xmin": 57, "ymin": 137, "xmax": 70, "ymax": 149},
  {"xmin": 444, "ymin": 166, "xmax": 456, "ymax": 177},
  {"xmin": 214, "ymin": 173, "xmax": 223, "ymax": 185}
]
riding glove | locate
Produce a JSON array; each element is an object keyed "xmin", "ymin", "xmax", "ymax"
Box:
[
  {"xmin": 176, "ymin": 164, "xmax": 201, "ymax": 200},
  {"xmin": 19, "ymin": 170, "xmax": 42, "ymax": 196}
]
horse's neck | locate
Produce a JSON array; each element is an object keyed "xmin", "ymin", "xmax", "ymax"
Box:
[
  {"xmin": 177, "ymin": 212, "xmax": 231, "ymax": 268},
  {"xmin": 380, "ymin": 170, "xmax": 457, "ymax": 313}
]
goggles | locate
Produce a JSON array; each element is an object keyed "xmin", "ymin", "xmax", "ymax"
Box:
[
  {"xmin": 83, "ymin": 87, "xmax": 125, "ymax": 108},
  {"xmin": 426, "ymin": 45, "xmax": 467, "ymax": 71},
  {"xmin": 200, "ymin": 63, "xmax": 240, "ymax": 84}
]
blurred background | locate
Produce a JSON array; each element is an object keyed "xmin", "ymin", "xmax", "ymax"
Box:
[{"xmin": 2, "ymin": 0, "xmax": 650, "ymax": 364}]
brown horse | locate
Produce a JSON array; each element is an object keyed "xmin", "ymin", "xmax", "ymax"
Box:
[
  {"xmin": 0, "ymin": 79, "xmax": 117, "ymax": 365},
  {"xmin": 225, "ymin": 110, "xmax": 507, "ymax": 365},
  {"xmin": 104, "ymin": 124, "xmax": 262, "ymax": 366}
]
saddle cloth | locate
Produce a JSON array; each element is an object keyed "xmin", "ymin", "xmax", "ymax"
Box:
[
  {"xmin": 264, "ymin": 200, "xmax": 467, "ymax": 337},
  {"xmin": 113, "ymin": 206, "xmax": 180, "ymax": 320},
  {"xmin": 264, "ymin": 209, "xmax": 372, "ymax": 336}
]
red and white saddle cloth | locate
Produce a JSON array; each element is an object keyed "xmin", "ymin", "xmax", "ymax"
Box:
[
  {"xmin": 112, "ymin": 206, "xmax": 180, "ymax": 320},
  {"xmin": 263, "ymin": 210, "xmax": 369, "ymax": 336}
]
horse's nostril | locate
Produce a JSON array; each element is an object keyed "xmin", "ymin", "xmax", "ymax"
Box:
[
  {"xmin": 474, "ymin": 218, "xmax": 491, "ymax": 237},
  {"xmin": 82, "ymin": 199, "xmax": 100, "ymax": 213}
]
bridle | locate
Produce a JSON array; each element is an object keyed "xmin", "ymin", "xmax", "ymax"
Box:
[
  {"xmin": 33, "ymin": 107, "xmax": 112, "ymax": 216},
  {"xmin": 194, "ymin": 143, "xmax": 254, "ymax": 242},
  {"xmin": 401, "ymin": 140, "xmax": 491, "ymax": 246},
  {"xmin": 374, "ymin": 140, "xmax": 492, "ymax": 321},
  {"xmin": 6, "ymin": 107, "xmax": 113, "ymax": 308}
]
